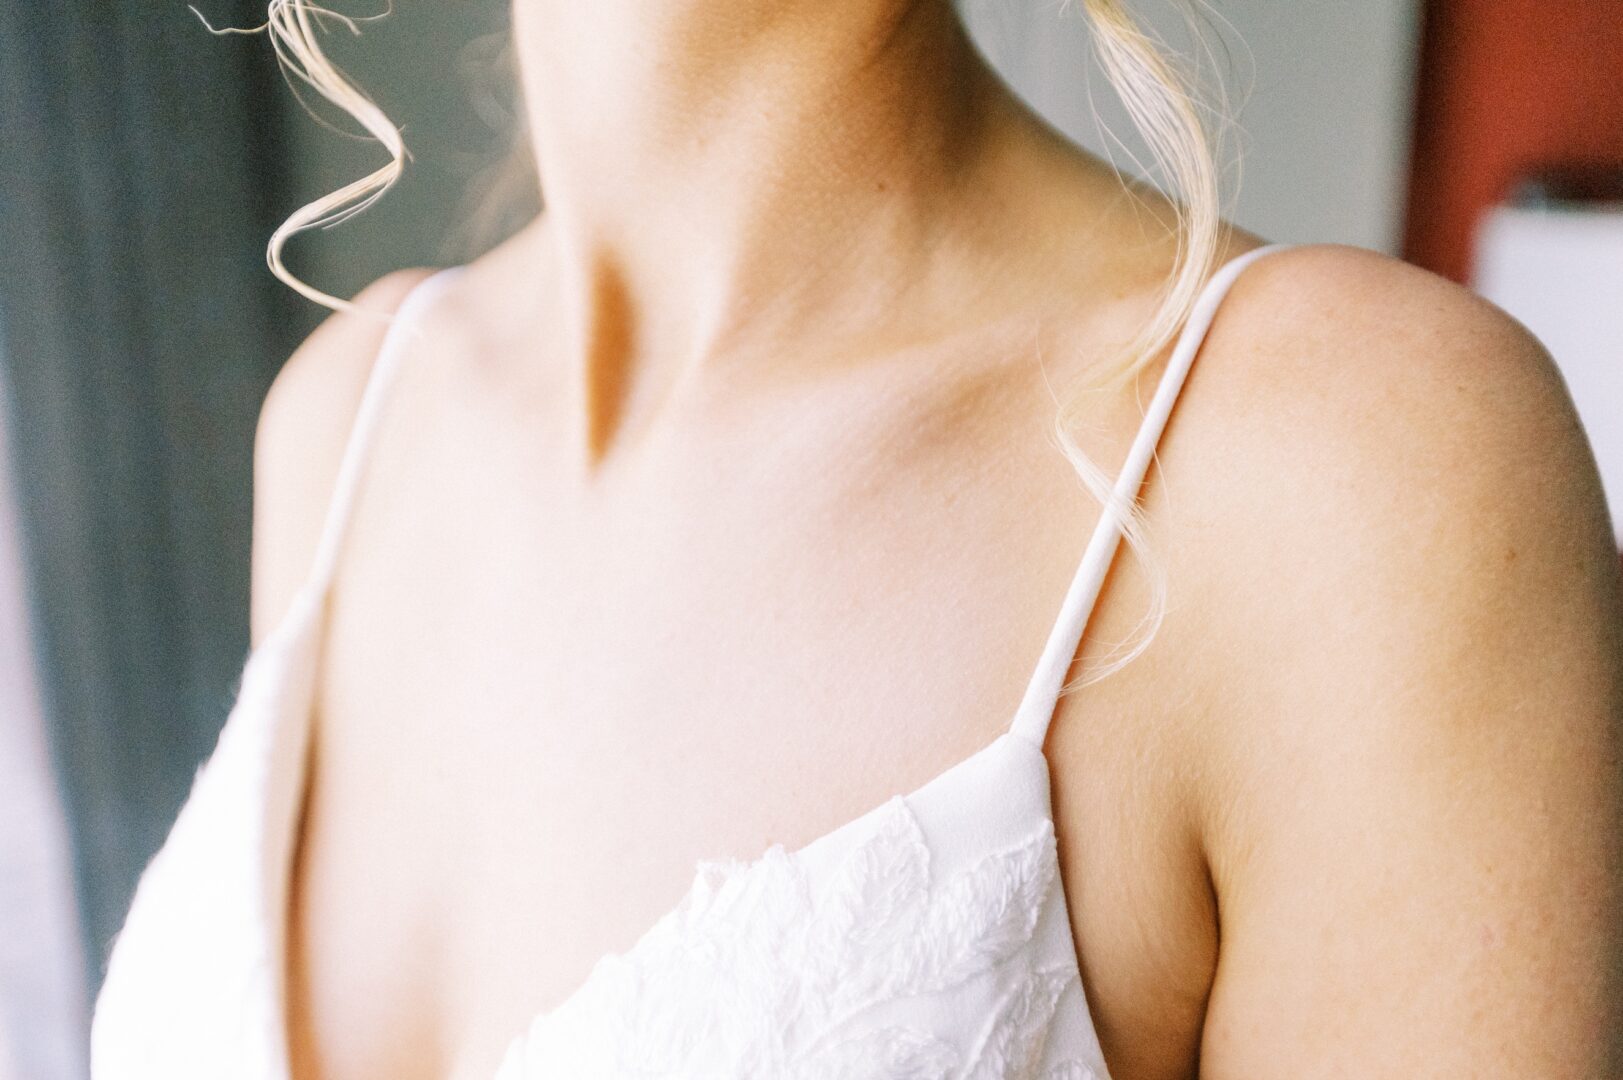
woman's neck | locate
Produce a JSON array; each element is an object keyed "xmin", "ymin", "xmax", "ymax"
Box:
[{"xmin": 509, "ymin": 0, "xmax": 1015, "ymax": 457}]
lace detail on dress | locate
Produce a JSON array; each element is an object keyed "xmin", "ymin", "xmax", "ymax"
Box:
[{"xmin": 496, "ymin": 796, "xmax": 1103, "ymax": 1080}]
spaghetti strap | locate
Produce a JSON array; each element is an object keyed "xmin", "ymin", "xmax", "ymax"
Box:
[
  {"xmin": 288, "ymin": 266, "xmax": 465, "ymax": 615},
  {"xmin": 1008, "ymin": 242, "xmax": 1296, "ymax": 748}
]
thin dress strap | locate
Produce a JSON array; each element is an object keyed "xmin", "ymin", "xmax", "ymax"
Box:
[
  {"xmin": 287, "ymin": 266, "xmax": 465, "ymax": 617},
  {"xmin": 1007, "ymin": 242, "xmax": 1295, "ymax": 747}
]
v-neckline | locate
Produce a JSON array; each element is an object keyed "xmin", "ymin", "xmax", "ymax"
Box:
[{"xmin": 261, "ymin": 583, "xmax": 1054, "ymax": 1080}]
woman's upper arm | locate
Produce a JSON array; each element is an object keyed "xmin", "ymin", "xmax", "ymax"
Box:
[
  {"xmin": 1189, "ymin": 246, "xmax": 1623, "ymax": 1078},
  {"xmin": 248, "ymin": 268, "xmax": 435, "ymax": 649}
]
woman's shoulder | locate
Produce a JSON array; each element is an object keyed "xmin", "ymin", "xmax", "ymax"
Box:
[
  {"xmin": 1133, "ymin": 238, "xmax": 1623, "ymax": 1074},
  {"xmin": 1161, "ymin": 238, "xmax": 1613, "ymax": 730},
  {"xmin": 249, "ymin": 267, "xmax": 440, "ymax": 647},
  {"xmin": 1177, "ymin": 239, "xmax": 1600, "ymax": 595},
  {"xmin": 1210, "ymin": 238, "xmax": 1569, "ymax": 398}
]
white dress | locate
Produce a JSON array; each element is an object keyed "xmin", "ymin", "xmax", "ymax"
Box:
[{"xmin": 89, "ymin": 242, "xmax": 1296, "ymax": 1079}]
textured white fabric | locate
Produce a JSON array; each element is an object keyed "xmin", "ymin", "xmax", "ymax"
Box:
[{"xmin": 90, "ymin": 243, "xmax": 1293, "ymax": 1080}]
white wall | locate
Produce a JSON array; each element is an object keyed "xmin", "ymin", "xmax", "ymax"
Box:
[
  {"xmin": 959, "ymin": 0, "xmax": 1422, "ymax": 253},
  {"xmin": 0, "ymin": 348, "xmax": 87, "ymax": 1080},
  {"xmin": 1475, "ymin": 206, "xmax": 1623, "ymax": 542}
]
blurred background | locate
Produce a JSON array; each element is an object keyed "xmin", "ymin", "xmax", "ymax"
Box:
[{"xmin": 0, "ymin": 2, "xmax": 1618, "ymax": 1076}]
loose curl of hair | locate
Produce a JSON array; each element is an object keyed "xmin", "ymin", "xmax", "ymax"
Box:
[{"xmin": 225, "ymin": 0, "xmax": 1238, "ymax": 693}]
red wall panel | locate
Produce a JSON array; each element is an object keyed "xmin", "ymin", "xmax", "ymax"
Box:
[{"xmin": 1403, "ymin": 2, "xmax": 1623, "ymax": 282}]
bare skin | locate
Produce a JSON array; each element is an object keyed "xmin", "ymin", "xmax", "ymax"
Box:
[{"xmin": 253, "ymin": 2, "xmax": 1623, "ymax": 1079}]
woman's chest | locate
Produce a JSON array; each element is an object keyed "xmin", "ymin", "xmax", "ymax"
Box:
[{"xmin": 283, "ymin": 401, "xmax": 1218, "ymax": 1080}]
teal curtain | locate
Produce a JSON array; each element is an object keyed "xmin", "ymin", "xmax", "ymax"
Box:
[{"xmin": 0, "ymin": 1, "xmax": 309, "ymax": 988}]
